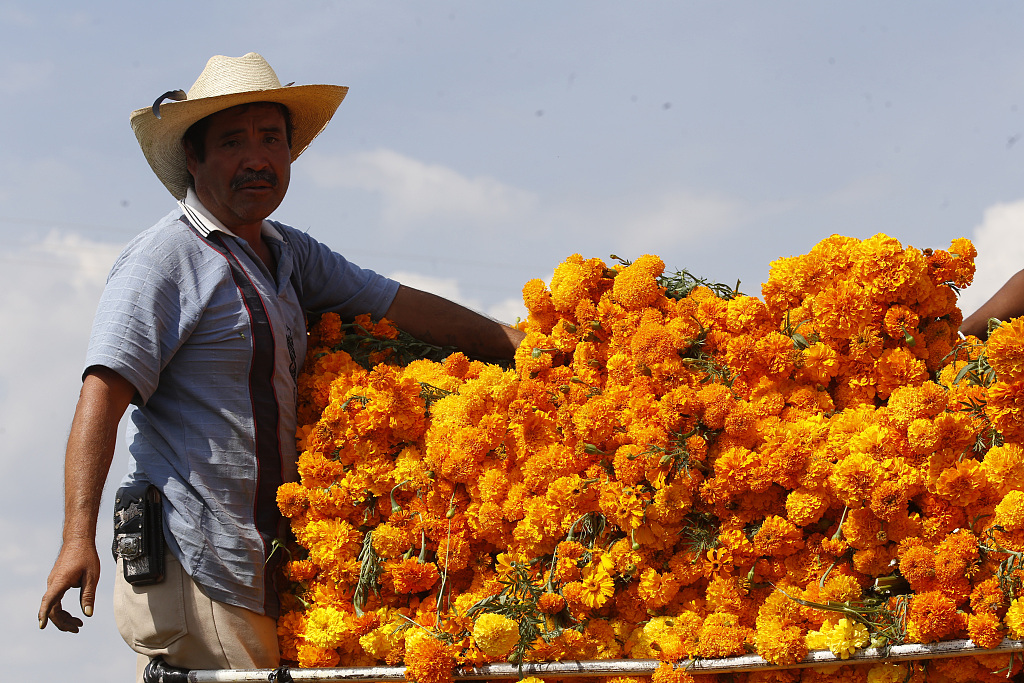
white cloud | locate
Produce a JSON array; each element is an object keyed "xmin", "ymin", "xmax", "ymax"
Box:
[
  {"xmin": 301, "ymin": 148, "xmax": 537, "ymax": 228},
  {"xmin": 617, "ymin": 190, "xmax": 746, "ymax": 250},
  {"xmin": 956, "ymin": 199, "xmax": 1024, "ymax": 317}
]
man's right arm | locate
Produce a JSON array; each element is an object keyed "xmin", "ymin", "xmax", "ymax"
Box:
[
  {"xmin": 961, "ymin": 268, "xmax": 1024, "ymax": 339},
  {"xmin": 38, "ymin": 366, "xmax": 136, "ymax": 632}
]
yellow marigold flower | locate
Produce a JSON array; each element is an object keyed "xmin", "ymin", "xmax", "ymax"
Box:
[
  {"xmin": 826, "ymin": 617, "xmax": 869, "ymax": 659},
  {"xmin": 987, "ymin": 317, "xmax": 1024, "ymax": 383},
  {"xmin": 726, "ymin": 295, "xmax": 771, "ymax": 334},
  {"xmin": 472, "ymin": 612, "xmax": 520, "ymax": 658},
  {"xmin": 801, "ymin": 341, "xmax": 839, "ymax": 385},
  {"xmin": 1006, "ymin": 598, "xmax": 1024, "ymax": 639},
  {"xmin": 986, "ymin": 379, "xmax": 1024, "ymax": 442},
  {"xmin": 906, "ymin": 418, "xmax": 939, "ymax": 455},
  {"xmin": 819, "ymin": 574, "xmax": 862, "ymax": 604},
  {"xmin": 994, "ymin": 490, "xmax": 1024, "ymax": 532},
  {"xmin": 579, "ymin": 567, "xmax": 616, "ymax": 609},
  {"xmin": 694, "ymin": 612, "xmax": 750, "ymax": 659},
  {"xmin": 613, "ymin": 254, "xmax": 665, "ymax": 310},
  {"xmin": 297, "ymin": 644, "xmax": 340, "ymax": 668},
  {"xmin": 704, "ymin": 547, "xmax": 734, "ymax": 578},
  {"xmin": 805, "ymin": 626, "xmax": 829, "ymax": 651},
  {"xmin": 866, "ymin": 663, "xmax": 907, "ymax": 683},
  {"xmin": 359, "ymin": 621, "xmax": 401, "ymax": 660},
  {"xmin": 812, "ymin": 280, "xmax": 872, "ymax": 340},
  {"xmin": 754, "ymin": 621, "xmax": 808, "ymax": 666},
  {"xmin": 303, "ymin": 605, "xmax": 349, "ymax": 650}
]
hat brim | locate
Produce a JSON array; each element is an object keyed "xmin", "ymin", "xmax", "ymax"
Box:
[{"xmin": 130, "ymin": 84, "xmax": 348, "ymax": 199}]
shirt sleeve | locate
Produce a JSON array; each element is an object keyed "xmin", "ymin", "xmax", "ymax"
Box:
[
  {"xmin": 282, "ymin": 225, "xmax": 401, "ymax": 319},
  {"xmin": 85, "ymin": 234, "xmax": 201, "ymax": 404}
]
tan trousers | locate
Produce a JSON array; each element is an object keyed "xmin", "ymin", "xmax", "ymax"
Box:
[{"xmin": 114, "ymin": 548, "xmax": 280, "ymax": 682}]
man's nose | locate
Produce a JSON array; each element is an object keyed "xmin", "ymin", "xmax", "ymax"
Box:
[{"xmin": 240, "ymin": 139, "xmax": 272, "ymax": 170}]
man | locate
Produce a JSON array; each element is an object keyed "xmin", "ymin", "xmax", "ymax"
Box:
[{"xmin": 37, "ymin": 53, "xmax": 525, "ymax": 679}]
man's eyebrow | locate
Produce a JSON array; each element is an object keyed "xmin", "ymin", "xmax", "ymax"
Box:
[{"xmin": 216, "ymin": 124, "xmax": 285, "ymax": 139}]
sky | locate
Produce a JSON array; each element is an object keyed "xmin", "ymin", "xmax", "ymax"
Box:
[{"xmin": 5, "ymin": 2, "xmax": 1024, "ymax": 680}]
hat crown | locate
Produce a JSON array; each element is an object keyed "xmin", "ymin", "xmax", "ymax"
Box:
[{"xmin": 187, "ymin": 52, "xmax": 282, "ymax": 100}]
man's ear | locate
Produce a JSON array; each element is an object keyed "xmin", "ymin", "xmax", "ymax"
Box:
[{"xmin": 183, "ymin": 140, "xmax": 198, "ymax": 177}]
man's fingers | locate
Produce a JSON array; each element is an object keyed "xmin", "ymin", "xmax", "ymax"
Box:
[
  {"xmin": 38, "ymin": 583, "xmax": 67, "ymax": 629},
  {"xmin": 79, "ymin": 567, "xmax": 98, "ymax": 618},
  {"xmin": 47, "ymin": 605, "xmax": 84, "ymax": 633}
]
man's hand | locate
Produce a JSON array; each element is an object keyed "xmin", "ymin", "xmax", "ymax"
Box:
[
  {"xmin": 36, "ymin": 366, "xmax": 135, "ymax": 633},
  {"xmin": 38, "ymin": 538, "xmax": 101, "ymax": 632}
]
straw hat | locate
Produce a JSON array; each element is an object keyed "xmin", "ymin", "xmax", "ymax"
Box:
[{"xmin": 130, "ymin": 52, "xmax": 348, "ymax": 199}]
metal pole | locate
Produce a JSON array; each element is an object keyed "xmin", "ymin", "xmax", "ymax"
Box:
[{"xmin": 146, "ymin": 639, "xmax": 1024, "ymax": 683}]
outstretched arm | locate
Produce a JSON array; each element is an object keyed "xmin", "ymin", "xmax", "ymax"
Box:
[
  {"xmin": 38, "ymin": 366, "xmax": 135, "ymax": 632},
  {"xmin": 384, "ymin": 285, "xmax": 525, "ymax": 361},
  {"xmin": 961, "ymin": 269, "xmax": 1024, "ymax": 339}
]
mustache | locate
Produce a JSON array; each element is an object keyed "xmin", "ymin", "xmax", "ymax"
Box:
[{"xmin": 231, "ymin": 170, "xmax": 278, "ymax": 191}]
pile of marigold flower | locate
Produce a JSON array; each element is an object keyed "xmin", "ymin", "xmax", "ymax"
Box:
[{"xmin": 275, "ymin": 232, "xmax": 1024, "ymax": 683}]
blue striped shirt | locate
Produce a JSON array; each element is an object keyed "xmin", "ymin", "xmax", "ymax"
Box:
[{"xmin": 87, "ymin": 193, "xmax": 399, "ymax": 615}]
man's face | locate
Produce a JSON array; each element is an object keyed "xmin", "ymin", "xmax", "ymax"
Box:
[{"xmin": 184, "ymin": 103, "xmax": 291, "ymax": 233}]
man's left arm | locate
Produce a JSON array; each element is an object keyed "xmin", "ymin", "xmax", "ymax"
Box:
[{"xmin": 384, "ymin": 285, "xmax": 525, "ymax": 361}]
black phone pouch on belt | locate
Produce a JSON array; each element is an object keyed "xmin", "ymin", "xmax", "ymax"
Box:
[{"xmin": 112, "ymin": 483, "xmax": 165, "ymax": 585}]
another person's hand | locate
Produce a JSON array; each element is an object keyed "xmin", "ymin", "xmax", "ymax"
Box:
[{"xmin": 38, "ymin": 538, "xmax": 101, "ymax": 632}]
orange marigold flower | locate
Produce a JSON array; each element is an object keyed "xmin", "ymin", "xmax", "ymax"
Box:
[
  {"xmin": 404, "ymin": 629, "xmax": 456, "ymax": 683},
  {"xmin": 638, "ymin": 568, "xmax": 682, "ymax": 610},
  {"xmin": 883, "ymin": 304, "xmax": 920, "ymax": 341},
  {"xmin": 613, "ymin": 254, "xmax": 666, "ymax": 310},
  {"xmin": 538, "ymin": 592, "xmax": 566, "ymax": 614},
  {"xmin": 786, "ymin": 487, "xmax": 829, "ymax": 527},
  {"xmin": 753, "ymin": 515, "xmax": 804, "ymax": 558},
  {"xmin": 388, "ymin": 558, "xmax": 440, "ymax": 594},
  {"xmin": 651, "ymin": 662, "xmax": 696, "ymax": 683},
  {"xmin": 987, "ymin": 379, "xmax": 1024, "ymax": 442},
  {"xmin": 932, "ymin": 459, "xmax": 986, "ymax": 506},
  {"xmin": 875, "ymin": 347, "xmax": 928, "ymax": 400},
  {"xmin": 967, "ymin": 611, "xmax": 1005, "ymax": 649},
  {"xmin": 987, "ymin": 317, "xmax": 1024, "ymax": 383},
  {"xmin": 549, "ymin": 254, "xmax": 606, "ymax": 313},
  {"xmin": 906, "ymin": 590, "xmax": 963, "ymax": 643}
]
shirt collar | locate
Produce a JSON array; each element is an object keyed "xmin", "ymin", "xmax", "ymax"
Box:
[{"xmin": 179, "ymin": 187, "xmax": 283, "ymax": 242}]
